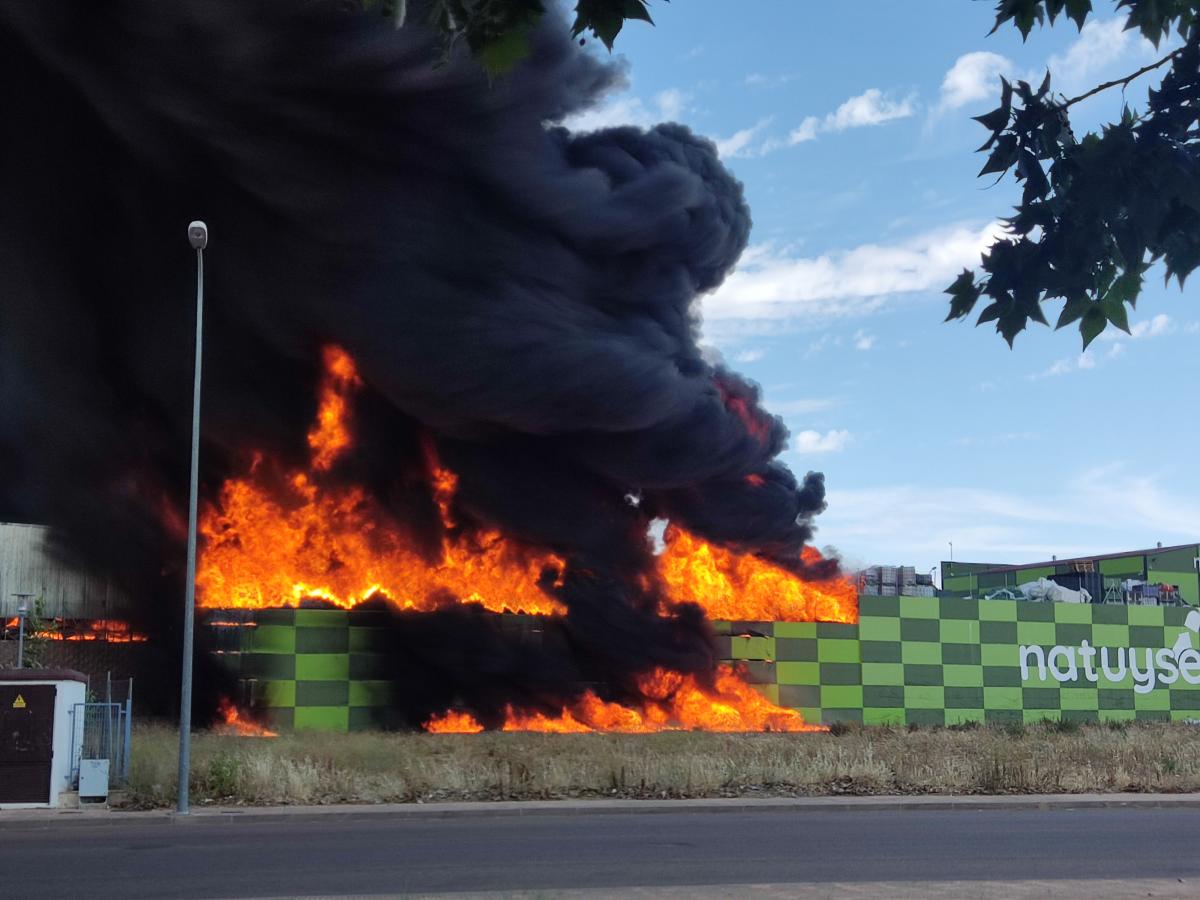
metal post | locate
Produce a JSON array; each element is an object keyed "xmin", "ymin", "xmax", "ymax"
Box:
[
  {"xmin": 16, "ymin": 602, "xmax": 27, "ymax": 668},
  {"xmin": 123, "ymin": 678, "xmax": 134, "ymax": 784},
  {"xmin": 178, "ymin": 221, "xmax": 208, "ymax": 815}
]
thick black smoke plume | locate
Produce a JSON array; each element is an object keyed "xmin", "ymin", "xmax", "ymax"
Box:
[{"xmin": 0, "ymin": 2, "xmax": 832, "ymax": 722}]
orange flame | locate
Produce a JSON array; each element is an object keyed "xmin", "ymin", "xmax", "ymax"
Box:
[
  {"xmin": 425, "ymin": 710, "xmax": 486, "ymax": 734},
  {"xmin": 2, "ymin": 617, "xmax": 149, "ymax": 642},
  {"xmin": 307, "ymin": 345, "xmax": 361, "ymax": 471},
  {"xmin": 657, "ymin": 525, "xmax": 857, "ymax": 623},
  {"xmin": 197, "ymin": 346, "xmax": 566, "ymax": 615},
  {"xmin": 216, "ymin": 696, "xmax": 277, "ymax": 737},
  {"xmin": 425, "ymin": 665, "xmax": 823, "ymax": 733}
]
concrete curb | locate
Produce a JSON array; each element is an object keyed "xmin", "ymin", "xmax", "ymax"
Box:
[{"xmin": 6, "ymin": 792, "xmax": 1200, "ymax": 828}]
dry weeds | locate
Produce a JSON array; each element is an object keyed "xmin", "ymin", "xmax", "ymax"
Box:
[
  {"xmin": 124, "ymin": 720, "xmax": 1200, "ymax": 811},
  {"xmin": 123, "ymin": 720, "xmax": 1200, "ymax": 808}
]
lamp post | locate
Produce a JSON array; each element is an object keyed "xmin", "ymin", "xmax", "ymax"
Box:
[
  {"xmin": 177, "ymin": 220, "xmax": 208, "ymax": 816},
  {"xmin": 14, "ymin": 597, "xmax": 30, "ymax": 669}
]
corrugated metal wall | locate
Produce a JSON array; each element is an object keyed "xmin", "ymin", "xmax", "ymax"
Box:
[{"xmin": 0, "ymin": 522, "xmax": 133, "ymax": 618}]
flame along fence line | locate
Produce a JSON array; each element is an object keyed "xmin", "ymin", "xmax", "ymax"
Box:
[{"xmin": 207, "ymin": 595, "xmax": 1200, "ymax": 732}]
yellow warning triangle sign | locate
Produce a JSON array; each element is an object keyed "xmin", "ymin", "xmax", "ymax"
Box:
[{"xmin": 12, "ymin": 694, "xmax": 26, "ymax": 709}]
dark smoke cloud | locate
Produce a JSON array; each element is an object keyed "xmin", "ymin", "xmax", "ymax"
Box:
[{"xmin": 0, "ymin": 1, "xmax": 832, "ymax": 722}]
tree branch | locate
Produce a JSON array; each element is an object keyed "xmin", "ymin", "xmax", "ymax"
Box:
[{"xmin": 1059, "ymin": 47, "xmax": 1183, "ymax": 111}]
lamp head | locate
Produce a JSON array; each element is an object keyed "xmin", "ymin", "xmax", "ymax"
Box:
[{"xmin": 187, "ymin": 220, "xmax": 208, "ymax": 250}]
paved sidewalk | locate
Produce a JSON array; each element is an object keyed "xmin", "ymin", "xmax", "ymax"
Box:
[{"xmin": 5, "ymin": 791, "xmax": 1200, "ymax": 828}]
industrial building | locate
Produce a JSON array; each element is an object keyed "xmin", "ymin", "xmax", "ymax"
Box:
[
  {"xmin": 0, "ymin": 522, "xmax": 132, "ymax": 621},
  {"xmin": 941, "ymin": 543, "xmax": 1200, "ymax": 606}
]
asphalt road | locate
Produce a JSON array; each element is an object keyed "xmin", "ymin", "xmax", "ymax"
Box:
[{"xmin": 6, "ymin": 806, "xmax": 1200, "ymax": 898}]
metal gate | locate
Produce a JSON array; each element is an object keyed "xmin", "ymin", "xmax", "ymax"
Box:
[
  {"xmin": 69, "ymin": 678, "xmax": 132, "ymax": 788},
  {"xmin": 0, "ymin": 683, "xmax": 56, "ymax": 803}
]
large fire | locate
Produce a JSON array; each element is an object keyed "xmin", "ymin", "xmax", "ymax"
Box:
[
  {"xmin": 198, "ymin": 346, "xmax": 858, "ymax": 734},
  {"xmin": 658, "ymin": 526, "xmax": 857, "ymax": 623},
  {"xmin": 427, "ymin": 664, "xmax": 821, "ymax": 733},
  {"xmin": 196, "ymin": 348, "xmax": 566, "ymax": 615}
]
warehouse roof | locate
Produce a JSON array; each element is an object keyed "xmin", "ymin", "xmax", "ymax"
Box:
[{"xmin": 945, "ymin": 542, "xmax": 1200, "ymax": 575}]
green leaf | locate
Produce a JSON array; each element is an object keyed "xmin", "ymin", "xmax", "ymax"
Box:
[
  {"xmin": 1064, "ymin": 0, "xmax": 1091, "ymax": 29},
  {"xmin": 1101, "ymin": 291, "xmax": 1131, "ymax": 334},
  {"xmin": 979, "ymin": 134, "xmax": 1019, "ymax": 176},
  {"xmin": 944, "ymin": 270, "xmax": 983, "ymax": 321},
  {"xmin": 1080, "ymin": 306, "xmax": 1108, "ymax": 349},
  {"xmin": 977, "ymin": 300, "xmax": 1004, "ymax": 325},
  {"xmin": 1055, "ymin": 294, "xmax": 1090, "ymax": 329},
  {"xmin": 973, "ymin": 104, "xmax": 1010, "ymax": 134},
  {"xmin": 622, "ymin": 0, "xmax": 654, "ymax": 23},
  {"xmin": 477, "ymin": 28, "xmax": 531, "ymax": 74}
]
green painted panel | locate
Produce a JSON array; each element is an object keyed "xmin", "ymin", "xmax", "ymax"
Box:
[
  {"xmin": 295, "ymin": 653, "xmax": 349, "ymax": 681},
  {"xmin": 1100, "ymin": 555, "xmax": 1145, "ymax": 577},
  {"xmin": 857, "ymin": 615, "xmax": 900, "ymax": 642},
  {"xmin": 251, "ymin": 625, "xmax": 296, "ymax": 654},
  {"xmin": 775, "ymin": 661, "xmax": 820, "ymax": 686},
  {"xmin": 816, "ymin": 639, "xmax": 860, "ymax": 663},
  {"xmin": 295, "ymin": 609, "xmax": 350, "ymax": 628},
  {"xmin": 978, "ymin": 599, "xmax": 1019, "ymax": 621},
  {"xmin": 294, "ymin": 706, "xmax": 350, "ymax": 731}
]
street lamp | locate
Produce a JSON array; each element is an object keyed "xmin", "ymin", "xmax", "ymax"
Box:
[{"xmin": 177, "ymin": 220, "xmax": 208, "ymax": 816}]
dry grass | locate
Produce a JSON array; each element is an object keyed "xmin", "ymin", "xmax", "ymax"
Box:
[{"xmin": 123, "ymin": 720, "xmax": 1200, "ymax": 809}]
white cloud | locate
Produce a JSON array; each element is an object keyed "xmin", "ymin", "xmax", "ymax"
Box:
[
  {"xmin": 733, "ymin": 348, "xmax": 765, "ymax": 363},
  {"xmin": 938, "ymin": 51, "xmax": 1012, "ymax": 111},
  {"xmin": 1030, "ymin": 351, "xmax": 1096, "ymax": 379},
  {"xmin": 853, "ymin": 330, "xmax": 876, "ymax": 351},
  {"xmin": 1034, "ymin": 314, "xmax": 1174, "ymax": 378},
  {"xmin": 1048, "ymin": 19, "xmax": 1159, "ymax": 93},
  {"xmin": 1130, "ymin": 313, "xmax": 1173, "ymax": 339},
  {"xmin": 789, "ymin": 88, "xmax": 916, "ymax": 145},
  {"xmin": 931, "ymin": 20, "xmax": 1161, "ymax": 128},
  {"xmin": 716, "ymin": 118, "xmax": 776, "ymax": 159},
  {"xmin": 701, "ymin": 221, "xmax": 1004, "ymax": 327},
  {"xmin": 563, "ymin": 88, "xmax": 689, "ymax": 132},
  {"xmin": 792, "ymin": 429, "xmax": 852, "ymax": 454},
  {"xmin": 655, "ymin": 88, "xmax": 686, "ymax": 121}
]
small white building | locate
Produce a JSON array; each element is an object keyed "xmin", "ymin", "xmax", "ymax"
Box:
[{"xmin": 0, "ymin": 669, "xmax": 87, "ymax": 808}]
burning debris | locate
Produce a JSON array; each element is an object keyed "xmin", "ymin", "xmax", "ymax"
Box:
[
  {"xmin": 215, "ymin": 696, "xmax": 278, "ymax": 738},
  {"xmin": 0, "ymin": 2, "xmax": 855, "ymax": 732}
]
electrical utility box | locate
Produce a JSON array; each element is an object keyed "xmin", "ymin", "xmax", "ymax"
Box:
[{"xmin": 0, "ymin": 669, "xmax": 87, "ymax": 808}]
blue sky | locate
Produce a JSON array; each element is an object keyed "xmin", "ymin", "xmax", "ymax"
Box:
[{"xmin": 564, "ymin": 1, "xmax": 1199, "ymax": 575}]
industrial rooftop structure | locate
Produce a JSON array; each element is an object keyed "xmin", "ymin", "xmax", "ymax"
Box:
[{"xmin": 941, "ymin": 543, "xmax": 1200, "ymax": 606}]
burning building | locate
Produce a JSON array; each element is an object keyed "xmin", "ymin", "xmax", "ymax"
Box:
[{"xmin": 0, "ymin": 2, "xmax": 856, "ymax": 731}]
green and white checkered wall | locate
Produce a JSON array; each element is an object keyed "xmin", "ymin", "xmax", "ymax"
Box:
[
  {"xmin": 716, "ymin": 595, "xmax": 1200, "ymax": 726},
  {"xmin": 209, "ymin": 596, "xmax": 1200, "ymax": 731},
  {"xmin": 207, "ymin": 608, "xmax": 396, "ymax": 731}
]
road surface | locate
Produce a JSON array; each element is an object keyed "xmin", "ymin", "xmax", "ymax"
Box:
[{"xmin": 5, "ymin": 805, "xmax": 1200, "ymax": 897}]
